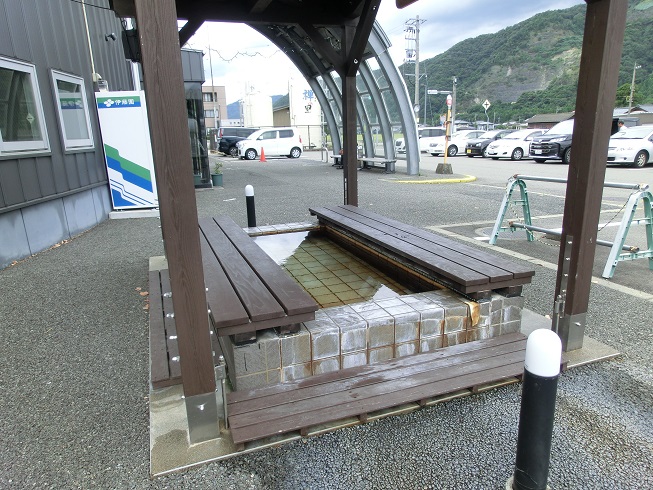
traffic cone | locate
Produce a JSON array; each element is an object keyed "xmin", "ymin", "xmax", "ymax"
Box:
[{"xmin": 260, "ymin": 147, "xmax": 266, "ymax": 162}]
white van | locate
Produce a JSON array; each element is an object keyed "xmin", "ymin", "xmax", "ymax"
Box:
[{"xmin": 237, "ymin": 127, "xmax": 303, "ymax": 160}]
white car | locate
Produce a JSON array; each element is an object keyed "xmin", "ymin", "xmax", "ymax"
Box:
[
  {"xmin": 607, "ymin": 125, "xmax": 653, "ymax": 168},
  {"xmin": 237, "ymin": 127, "xmax": 303, "ymax": 160},
  {"xmin": 428, "ymin": 130, "xmax": 485, "ymax": 157},
  {"xmin": 394, "ymin": 126, "xmax": 447, "ymax": 154},
  {"xmin": 485, "ymin": 129, "xmax": 545, "ymax": 161}
]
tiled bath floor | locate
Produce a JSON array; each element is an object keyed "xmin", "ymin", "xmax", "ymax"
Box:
[{"xmin": 254, "ymin": 231, "xmax": 413, "ymax": 308}]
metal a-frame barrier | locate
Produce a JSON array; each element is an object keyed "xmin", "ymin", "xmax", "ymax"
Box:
[{"xmin": 489, "ymin": 174, "xmax": 653, "ymax": 278}]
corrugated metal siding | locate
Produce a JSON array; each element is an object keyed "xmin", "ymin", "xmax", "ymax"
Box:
[{"xmin": 0, "ymin": 0, "xmax": 132, "ymax": 214}]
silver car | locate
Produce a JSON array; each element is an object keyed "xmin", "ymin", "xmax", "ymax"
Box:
[
  {"xmin": 607, "ymin": 125, "xmax": 653, "ymax": 168},
  {"xmin": 485, "ymin": 129, "xmax": 544, "ymax": 161}
]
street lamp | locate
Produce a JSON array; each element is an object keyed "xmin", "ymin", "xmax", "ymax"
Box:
[{"xmin": 628, "ymin": 63, "xmax": 641, "ymax": 114}]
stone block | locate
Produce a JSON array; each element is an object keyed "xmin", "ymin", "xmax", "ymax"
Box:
[
  {"xmin": 394, "ymin": 310, "xmax": 420, "ymax": 343},
  {"xmin": 313, "ymin": 357, "xmax": 340, "ymax": 375},
  {"xmin": 303, "ymin": 317, "xmax": 340, "ymax": 360},
  {"xmin": 232, "ymin": 329, "xmax": 280, "ymax": 375},
  {"xmin": 502, "ymin": 321, "xmax": 521, "ymax": 335},
  {"xmin": 341, "ymin": 351, "xmax": 367, "ymax": 369},
  {"xmin": 280, "ymin": 326, "xmax": 311, "ymax": 367},
  {"xmin": 419, "ymin": 306, "xmax": 445, "ymax": 337},
  {"xmin": 367, "ymin": 315, "xmax": 395, "ymax": 348},
  {"xmin": 395, "ymin": 341, "xmax": 419, "ymax": 358},
  {"xmin": 420, "ymin": 336, "xmax": 443, "ymax": 353},
  {"xmin": 369, "ymin": 346, "xmax": 394, "ymax": 364},
  {"xmin": 444, "ymin": 331, "xmax": 466, "ymax": 347},
  {"xmin": 466, "ymin": 327, "xmax": 491, "ymax": 342},
  {"xmin": 235, "ymin": 372, "xmax": 268, "ymax": 391},
  {"xmin": 351, "ymin": 301, "xmax": 388, "ymax": 320},
  {"xmin": 281, "ymin": 363, "xmax": 312, "ymax": 383},
  {"xmin": 339, "ymin": 321, "xmax": 368, "ymax": 353},
  {"xmin": 443, "ymin": 313, "xmax": 466, "ymax": 334}
]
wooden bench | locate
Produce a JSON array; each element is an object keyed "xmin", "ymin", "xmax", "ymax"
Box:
[
  {"xmin": 227, "ymin": 332, "xmax": 527, "ymax": 446},
  {"xmin": 199, "ymin": 215, "xmax": 319, "ymax": 342},
  {"xmin": 149, "ymin": 215, "xmax": 319, "ymax": 387},
  {"xmin": 309, "ymin": 205, "xmax": 535, "ymax": 299},
  {"xmin": 358, "ymin": 156, "xmax": 396, "ymax": 173}
]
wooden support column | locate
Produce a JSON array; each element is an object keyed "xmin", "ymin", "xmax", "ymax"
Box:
[
  {"xmin": 554, "ymin": 0, "xmax": 627, "ymax": 351},
  {"xmin": 342, "ymin": 72, "xmax": 358, "ymax": 206},
  {"xmin": 134, "ymin": 0, "xmax": 216, "ymax": 397}
]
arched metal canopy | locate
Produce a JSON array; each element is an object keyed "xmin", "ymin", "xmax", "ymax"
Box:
[{"xmin": 110, "ymin": 0, "xmax": 421, "ymax": 175}]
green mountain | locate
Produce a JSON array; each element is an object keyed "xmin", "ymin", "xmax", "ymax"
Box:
[{"xmin": 404, "ymin": 0, "xmax": 653, "ymax": 125}]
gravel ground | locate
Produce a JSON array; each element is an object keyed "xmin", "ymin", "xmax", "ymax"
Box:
[{"xmin": 1, "ymin": 154, "xmax": 652, "ymax": 489}]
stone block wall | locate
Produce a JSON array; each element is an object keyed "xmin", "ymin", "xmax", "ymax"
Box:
[{"xmin": 220, "ymin": 289, "xmax": 524, "ymax": 391}]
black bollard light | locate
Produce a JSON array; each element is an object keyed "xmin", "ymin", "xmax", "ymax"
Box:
[
  {"xmin": 245, "ymin": 184, "xmax": 256, "ymax": 228},
  {"xmin": 508, "ymin": 328, "xmax": 562, "ymax": 490}
]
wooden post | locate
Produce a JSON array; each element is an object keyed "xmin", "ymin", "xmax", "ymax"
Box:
[
  {"xmin": 134, "ymin": 0, "xmax": 216, "ymax": 398},
  {"xmin": 554, "ymin": 0, "xmax": 628, "ymax": 351},
  {"xmin": 342, "ymin": 73, "xmax": 358, "ymax": 206}
]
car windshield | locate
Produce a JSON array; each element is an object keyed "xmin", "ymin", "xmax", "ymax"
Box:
[
  {"xmin": 503, "ymin": 130, "xmax": 536, "ymax": 140},
  {"xmin": 546, "ymin": 119, "xmax": 574, "ymax": 135},
  {"xmin": 479, "ymin": 130, "xmax": 503, "ymax": 138},
  {"xmin": 611, "ymin": 126, "xmax": 653, "ymax": 139}
]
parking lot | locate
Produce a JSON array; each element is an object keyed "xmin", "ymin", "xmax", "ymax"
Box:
[{"xmin": 2, "ymin": 150, "xmax": 652, "ymax": 488}]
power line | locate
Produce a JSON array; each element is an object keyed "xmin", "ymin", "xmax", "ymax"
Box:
[{"xmin": 68, "ymin": 0, "xmax": 113, "ymax": 11}]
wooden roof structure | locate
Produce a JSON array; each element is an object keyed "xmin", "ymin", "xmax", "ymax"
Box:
[{"xmin": 106, "ymin": 0, "xmax": 628, "ymax": 432}]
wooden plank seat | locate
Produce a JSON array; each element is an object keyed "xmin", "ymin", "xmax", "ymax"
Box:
[
  {"xmin": 199, "ymin": 215, "xmax": 319, "ymax": 339},
  {"xmin": 358, "ymin": 156, "xmax": 396, "ymax": 173},
  {"xmin": 309, "ymin": 205, "xmax": 535, "ymax": 299},
  {"xmin": 149, "ymin": 268, "xmax": 222, "ymax": 388},
  {"xmin": 227, "ymin": 333, "xmax": 527, "ymax": 446}
]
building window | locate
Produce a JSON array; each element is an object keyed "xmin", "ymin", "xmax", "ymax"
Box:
[
  {"xmin": 51, "ymin": 70, "xmax": 94, "ymax": 150},
  {"xmin": 203, "ymin": 92, "xmax": 214, "ymax": 102},
  {"xmin": 205, "ymin": 109, "xmax": 215, "ymax": 118},
  {"xmin": 0, "ymin": 56, "xmax": 50, "ymax": 155}
]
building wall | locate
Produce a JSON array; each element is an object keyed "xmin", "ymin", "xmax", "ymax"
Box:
[
  {"xmin": 0, "ymin": 0, "xmax": 133, "ymax": 268},
  {"xmin": 202, "ymin": 85, "xmax": 227, "ymax": 131}
]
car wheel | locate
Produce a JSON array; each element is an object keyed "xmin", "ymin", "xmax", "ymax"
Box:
[
  {"xmin": 447, "ymin": 145, "xmax": 458, "ymax": 157},
  {"xmin": 534, "ymin": 159, "xmax": 546, "ymax": 163},
  {"xmin": 511, "ymin": 148, "xmax": 524, "ymax": 161},
  {"xmin": 289, "ymin": 147, "xmax": 302, "ymax": 159},
  {"xmin": 563, "ymin": 148, "xmax": 571, "ymax": 164},
  {"xmin": 229, "ymin": 146, "xmax": 238, "ymax": 157},
  {"xmin": 482, "ymin": 147, "xmax": 489, "ymax": 158},
  {"xmin": 245, "ymin": 148, "xmax": 257, "ymax": 160},
  {"xmin": 632, "ymin": 150, "xmax": 649, "ymax": 168}
]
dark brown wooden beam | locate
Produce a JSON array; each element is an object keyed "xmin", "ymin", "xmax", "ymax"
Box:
[
  {"xmin": 249, "ymin": 0, "xmax": 274, "ymax": 14},
  {"xmin": 134, "ymin": 0, "xmax": 216, "ymax": 396},
  {"xmin": 345, "ymin": 0, "xmax": 381, "ymax": 77},
  {"xmin": 175, "ymin": 4, "xmax": 359, "ymax": 26},
  {"xmin": 179, "ymin": 17, "xmax": 204, "ymax": 47},
  {"xmin": 554, "ymin": 0, "xmax": 628, "ymax": 351},
  {"xmin": 300, "ymin": 24, "xmax": 344, "ymax": 75},
  {"xmin": 342, "ymin": 25, "xmax": 358, "ymax": 207}
]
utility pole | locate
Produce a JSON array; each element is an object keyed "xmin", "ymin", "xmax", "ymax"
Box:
[
  {"xmin": 207, "ymin": 44, "xmax": 218, "ymax": 132},
  {"xmin": 628, "ymin": 63, "xmax": 641, "ymax": 114},
  {"xmin": 451, "ymin": 76, "xmax": 457, "ymax": 133},
  {"xmin": 405, "ymin": 17, "xmax": 426, "ymax": 123}
]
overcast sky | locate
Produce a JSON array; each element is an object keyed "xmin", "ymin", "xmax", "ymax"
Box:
[{"xmin": 185, "ymin": 0, "xmax": 584, "ymax": 104}]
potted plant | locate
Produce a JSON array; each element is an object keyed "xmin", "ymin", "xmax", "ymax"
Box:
[{"xmin": 211, "ymin": 161, "xmax": 223, "ymax": 187}]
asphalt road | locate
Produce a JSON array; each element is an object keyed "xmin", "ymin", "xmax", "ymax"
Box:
[{"xmin": 1, "ymin": 151, "xmax": 652, "ymax": 489}]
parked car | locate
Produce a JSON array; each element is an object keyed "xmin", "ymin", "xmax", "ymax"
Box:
[
  {"xmin": 237, "ymin": 127, "xmax": 303, "ymax": 160},
  {"xmin": 218, "ymin": 127, "xmax": 259, "ymax": 138},
  {"xmin": 528, "ymin": 119, "xmax": 574, "ymax": 163},
  {"xmin": 485, "ymin": 129, "xmax": 545, "ymax": 160},
  {"xmin": 464, "ymin": 129, "xmax": 515, "ymax": 157},
  {"xmin": 428, "ymin": 130, "xmax": 485, "ymax": 157},
  {"xmin": 607, "ymin": 125, "xmax": 653, "ymax": 168},
  {"xmin": 218, "ymin": 135, "xmax": 246, "ymax": 157},
  {"xmin": 417, "ymin": 126, "xmax": 447, "ymax": 152}
]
